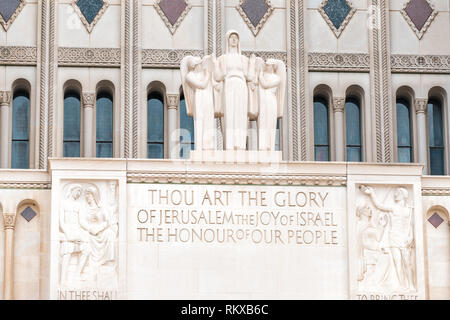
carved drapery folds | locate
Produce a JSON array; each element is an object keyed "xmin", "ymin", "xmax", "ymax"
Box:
[
  {"xmin": 59, "ymin": 181, "xmax": 119, "ymax": 289},
  {"xmin": 357, "ymin": 185, "xmax": 416, "ymax": 294}
]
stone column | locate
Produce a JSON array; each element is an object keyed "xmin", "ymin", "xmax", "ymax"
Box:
[
  {"xmin": 167, "ymin": 94, "xmax": 179, "ymax": 159},
  {"xmin": 2, "ymin": 213, "xmax": 16, "ymax": 300},
  {"xmin": 82, "ymin": 93, "xmax": 96, "ymax": 158},
  {"xmin": 0, "ymin": 92, "xmax": 11, "ymax": 168},
  {"xmin": 333, "ymin": 98, "xmax": 345, "ymax": 161},
  {"xmin": 416, "ymin": 98, "xmax": 428, "ymax": 174}
]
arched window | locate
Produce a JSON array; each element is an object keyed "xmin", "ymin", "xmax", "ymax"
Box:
[
  {"xmin": 428, "ymin": 99, "xmax": 445, "ymax": 175},
  {"xmin": 96, "ymin": 92, "xmax": 113, "ymax": 158},
  {"xmin": 396, "ymin": 98, "xmax": 412, "ymax": 163},
  {"xmin": 346, "ymin": 98, "xmax": 361, "ymax": 162},
  {"xmin": 179, "ymin": 95, "xmax": 194, "ymax": 159},
  {"xmin": 147, "ymin": 92, "xmax": 165, "ymax": 158},
  {"xmin": 314, "ymin": 97, "xmax": 329, "ymax": 161},
  {"xmin": 11, "ymin": 90, "xmax": 30, "ymax": 169},
  {"xmin": 63, "ymin": 91, "xmax": 81, "ymax": 157}
]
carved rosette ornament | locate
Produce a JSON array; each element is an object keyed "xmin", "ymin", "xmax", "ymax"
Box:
[
  {"xmin": 2, "ymin": 214, "xmax": 16, "ymax": 230},
  {"xmin": 0, "ymin": 91, "xmax": 11, "ymax": 106},
  {"xmin": 333, "ymin": 97, "xmax": 345, "ymax": 113},
  {"xmin": 167, "ymin": 94, "xmax": 179, "ymax": 110},
  {"xmin": 415, "ymin": 98, "xmax": 428, "ymax": 114},
  {"xmin": 82, "ymin": 92, "xmax": 95, "ymax": 108}
]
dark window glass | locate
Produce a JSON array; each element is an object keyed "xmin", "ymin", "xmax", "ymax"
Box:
[
  {"xmin": 63, "ymin": 91, "xmax": 81, "ymax": 157},
  {"xmin": 396, "ymin": 99, "xmax": 412, "ymax": 163},
  {"xmin": 275, "ymin": 119, "xmax": 281, "ymax": 151},
  {"xmin": 428, "ymin": 100, "xmax": 445, "ymax": 175},
  {"xmin": 148, "ymin": 92, "xmax": 164, "ymax": 159},
  {"xmin": 346, "ymin": 98, "xmax": 361, "ymax": 162},
  {"xmin": 179, "ymin": 97, "xmax": 194, "ymax": 159},
  {"xmin": 96, "ymin": 92, "xmax": 113, "ymax": 158},
  {"xmin": 11, "ymin": 91, "xmax": 30, "ymax": 169},
  {"xmin": 314, "ymin": 98, "xmax": 329, "ymax": 161}
]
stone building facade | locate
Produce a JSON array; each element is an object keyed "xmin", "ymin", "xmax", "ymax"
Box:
[{"xmin": 0, "ymin": 0, "xmax": 448, "ymax": 300}]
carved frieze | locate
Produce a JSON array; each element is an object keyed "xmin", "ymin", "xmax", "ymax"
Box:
[
  {"xmin": 308, "ymin": 52, "xmax": 370, "ymax": 72},
  {"xmin": 58, "ymin": 47, "xmax": 121, "ymax": 67},
  {"xmin": 391, "ymin": 54, "xmax": 450, "ymax": 74},
  {"xmin": 0, "ymin": 46, "xmax": 37, "ymax": 66},
  {"xmin": 142, "ymin": 49, "xmax": 203, "ymax": 68},
  {"xmin": 243, "ymin": 51, "xmax": 287, "ymax": 65}
]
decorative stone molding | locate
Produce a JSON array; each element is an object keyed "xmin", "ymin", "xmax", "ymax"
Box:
[
  {"xmin": 82, "ymin": 93, "xmax": 96, "ymax": 108},
  {"xmin": 332, "ymin": 98, "xmax": 345, "ymax": 113},
  {"xmin": 0, "ymin": 91, "xmax": 11, "ymax": 105},
  {"xmin": 167, "ymin": 94, "xmax": 180, "ymax": 110},
  {"xmin": 0, "ymin": 46, "xmax": 37, "ymax": 66},
  {"xmin": 0, "ymin": 0, "xmax": 25, "ymax": 31},
  {"xmin": 415, "ymin": 98, "xmax": 428, "ymax": 114},
  {"xmin": 243, "ymin": 51, "xmax": 287, "ymax": 65},
  {"xmin": 155, "ymin": 0, "xmax": 192, "ymax": 35},
  {"xmin": 72, "ymin": 0, "xmax": 109, "ymax": 33},
  {"xmin": 2, "ymin": 214, "xmax": 16, "ymax": 230},
  {"xmin": 142, "ymin": 49, "xmax": 203, "ymax": 68},
  {"xmin": 0, "ymin": 182, "xmax": 51, "ymax": 189},
  {"xmin": 127, "ymin": 172, "xmax": 347, "ymax": 187},
  {"xmin": 236, "ymin": 0, "xmax": 274, "ymax": 36},
  {"xmin": 391, "ymin": 54, "xmax": 450, "ymax": 74},
  {"xmin": 318, "ymin": 0, "xmax": 356, "ymax": 38},
  {"xmin": 58, "ymin": 47, "xmax": 121, "ymax": 67},
  {"xmin": 400, "ymin": 0, "xmax": 437, "ymax": 40},
  {"xmin": 308, "ymin": 52, "xmax": 370, "ymax": 72},
  {"xmin": 422, "ymin": 188, "xmax": 450, "ymax": 196}
]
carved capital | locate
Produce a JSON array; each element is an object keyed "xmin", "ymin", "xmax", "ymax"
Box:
[
  {"xmin": 82, "ymin": 93, "xmax": 96, "ymax": 108},
  {"xmin": 415, "ymin": 98, "xmax": 428, "ymax": 114},
  {"xmin": 167, "ymin": 94, "xmax": 179, "ymax": 110},
  {"xmin": 2, "ymin": 214, "xmax": 16, "ymax": 230},
  {"xmin": 0, "ymin": 91, "xmax": 11, "ymax": 105},
  {"xmin": 332, "ymin": 98, "xmax": 345, "ymax": 113}
]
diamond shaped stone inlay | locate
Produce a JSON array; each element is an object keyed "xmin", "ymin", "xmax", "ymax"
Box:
[
  {"xmin": 428, "ymin": 213, "xmax": 444, "ymax": 228},
  {"xmin": 319, "ymin": 0, "xmax": 356, "ymax": 38},
  {"xmin": 73, "ymin": 0, "xmax": 109, "ymax": 33},
  {"xmin": 401, "ymin": 0, "xmax": 437, "ymax": 39},
  {"xmin": 0, "ymin": 0, "xmax": 25, "ymax": 31},
  {"xmin": 237, "ymin": 0, "xmax": 274, "ymax": 36},
  {"xmin": 156, "ymin": 0, "xmax": 192, "ymax": 34},
  {"xmin": 21, "ymin": 206, "xmax": 37, "ymax": 222}
]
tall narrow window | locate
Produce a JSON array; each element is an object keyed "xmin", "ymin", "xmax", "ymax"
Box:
[
  {"xmin": 147, "ymin": 92, "xmax": 164, "ymax": 158},
  {"xmin": 96, "ymin": 92, "xmax": 113, "ymax": 158},
  {"xmin": 63, "ymin": 91, "xmax": 81, "ymax": 157},
  {"xmin": 428, "ymin": 100, "xmax": 445, "ymax": 175},
  {"xmin": 346, "ymin": 98, "xmax": 361, "ymax": 162},
  {"xmin": 275, "ymin": 119, "xmax": 281, "ymax": 151},
  {"xmin": 11, "ymin": 90, "xmax": 30, "ymax": 169},
  {"xmin": 179, "ymin": 96, "xmax": 194, "ymax": 159},
  {"xmin": 314, "ymin": 97, "xmax": 329, "ymax": 161},
  {"xmin": 396, "ymin": 99, "xmax": 412, "ymax": 163}
]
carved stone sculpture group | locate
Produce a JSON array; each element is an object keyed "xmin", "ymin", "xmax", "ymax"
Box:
[
  {"xmin": 357, "ymin": 185, "xmax": 416, "ymax": 293},
  {"xmin": 59, "ymin": 182, "xmax": 118, "ymax": 288},
  {"xmin": 181, "ymin": 30, "xmax": 286, "ymax": 152}
]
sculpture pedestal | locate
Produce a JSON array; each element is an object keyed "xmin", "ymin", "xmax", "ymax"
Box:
[{"xmin": 189, "ymin": 150, "xmax": 282, "ymax": 163}]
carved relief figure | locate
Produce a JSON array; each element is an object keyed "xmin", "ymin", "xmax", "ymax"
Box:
[
  {"xmin": 358, "ymin": 185, "xmax": 416, "ymax": 292},
  {"xmin": 181, "ymin": 55, "xmax": 216, "ymax": 150},
  {"xmin": 256, "ymin": 58, "xmax": 286, "ymax": 151},
  {"xmin": 59, "ymin": 182, "xmax": 118, "ymax": 288},
  {"xmin": 213, "ymin": 30, "xmax": 257, "ymax": 150}
]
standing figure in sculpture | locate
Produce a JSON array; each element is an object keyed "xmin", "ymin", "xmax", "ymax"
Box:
[
  {"xmin": 60, "ymin": 184, "xmax": 86, "ymax": 285},
  {"xmin": 214, "ymin": 30, "xmax": 256, "ymax": 150},
  {"xmin": 361, "ymin": 186, "xmax": 415, "ymax": 291},
  {"xmin": 78, "ymin": 186, "xmax": 117, "ymax": 283},
  {"xmin": 256, "ymin": 59, "xmax": 286, "ymax": 151},
  {"xmin": 181, "ymin": 55, "xmax": 216, "ymax": 151}
]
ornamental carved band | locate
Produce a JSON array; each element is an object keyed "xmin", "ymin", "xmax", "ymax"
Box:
[
  {"xmin": 0, "ymin": 91, "xmax": 11, "ymax": 105},
  {"xmin": 82, "ymin": 93, "xmax": 96, "ymax": 107},
  {"xmin": 2, "ymin": 214, "xmax": 16, "ymax": 230},
  {"xmin": 415, "ymin": 98, "xmax": 428, "ymax": 114}
]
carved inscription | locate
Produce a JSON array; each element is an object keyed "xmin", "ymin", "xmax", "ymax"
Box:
[{"xmin": 134, "ymin": 185, "xmax": 343, "ymax": 246}]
